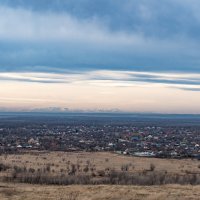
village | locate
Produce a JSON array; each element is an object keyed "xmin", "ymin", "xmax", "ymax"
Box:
[{"xmin": 0, "ymin": 116, "xmax": 199, "ymax": 159}]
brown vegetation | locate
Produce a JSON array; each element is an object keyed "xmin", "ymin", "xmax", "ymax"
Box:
[
  {"xmin": 0, "ymin": 151, "xmax": 199, "ymax": 186},
  {"xmin": 0, "ymin": 183, "xmax": 200, "ymax": 200},
  {"xmin": 0, "ymin": 151, "xmax": 199, "ymax": 199}
]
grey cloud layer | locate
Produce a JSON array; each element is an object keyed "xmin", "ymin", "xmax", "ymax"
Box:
[
  {"xmin": 0, "ymin": 1, "xmax": 200, "ymax": 72},
  {"xmin": 1, "ymin": 71, "xmax": 200, "ymax": 91},
  {"xmin": 1, "ymin": 0, "xmax": 200, "ymax": 39}
]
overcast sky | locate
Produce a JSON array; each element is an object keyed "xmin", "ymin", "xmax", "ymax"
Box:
[{"xmin": 1, "ymin": 0, "xmax": 200, "ymax": 113}]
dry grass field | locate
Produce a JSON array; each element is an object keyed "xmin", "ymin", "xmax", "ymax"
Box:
[
  {"xmin": 0, "ymin": 151, "xmax": 199, "ymax": 175},
  {"xmin": 0, "ymin": 183, "xmax": 200, "ymax": 200},
  {"xmin": 0, "ymin": 151, "xmax": 199, "ymax": 199}
]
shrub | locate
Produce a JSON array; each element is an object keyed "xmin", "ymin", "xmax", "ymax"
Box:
[
  {"xmin": 0, "ymin": 163, "xmax": 10, "ymax": 172},
  {"xmin": 150, "ymin": 163, "xmax": 155, "ymax": 171}
]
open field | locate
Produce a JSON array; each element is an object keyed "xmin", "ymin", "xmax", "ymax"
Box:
[
  {"xmin": 0, "ymin": 183, "xmax": 200, "ymax": 200},
  {"xmin": 0, "ymin": 151, "xmax": 200, "ymax": 186},
  {"xmin": 0, "ymin": 151, "xmax": 200, "ymax": 175}
]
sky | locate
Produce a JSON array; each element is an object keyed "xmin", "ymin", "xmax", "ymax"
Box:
[{"xmin": 1, "ymin": 0, "xmax": 200, "ymax": 113}]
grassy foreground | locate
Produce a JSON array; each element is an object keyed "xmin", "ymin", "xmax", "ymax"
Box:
[{"xmin": 0, "ymin": 183, "xmax": 200, "ymax": 200}]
